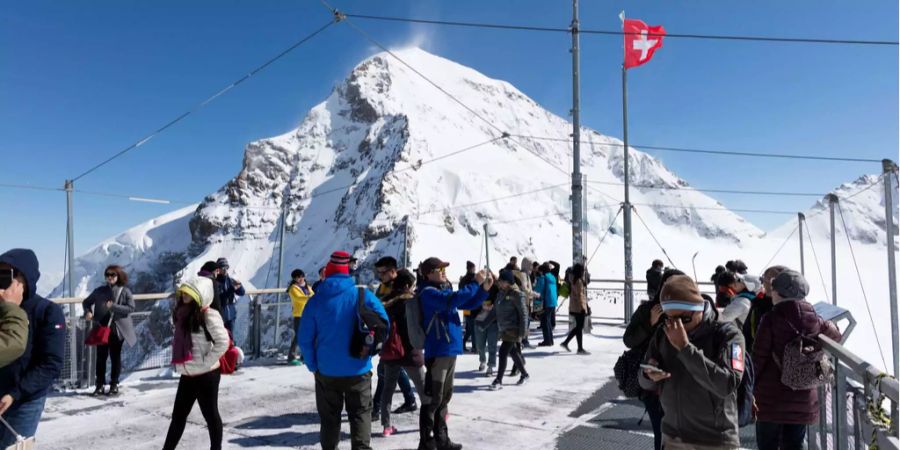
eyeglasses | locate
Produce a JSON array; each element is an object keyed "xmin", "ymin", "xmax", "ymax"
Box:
[
  {"xmin": 665, "ymin": 314, "xmax": 694, "ymax": 324},
  {"xmin": 105, "ymin": 273, "xmax": 118, "ymax": 278},
  {"xmin": 432, "ymin": 267, "xmax": 446, "ymax": 274},
  {"xmin": 375, "ymin": 269, "xmax": 388, "ymax": 276}
]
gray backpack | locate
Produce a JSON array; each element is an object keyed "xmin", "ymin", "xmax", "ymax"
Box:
[
  {"xmin": 406, "ymin": 286, "xmax": 454, "ymax": 350},
  {"xmin": 777, "ymin": 320, "xmax": 834, "ymax": 390}
]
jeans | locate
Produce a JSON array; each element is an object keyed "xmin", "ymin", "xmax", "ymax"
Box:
[
  {"xmin": 496, "ymin": 340, "xmax": 527, "ymax": 382},
  {"xmin": 420, "ymin": 357, "xmax": 456, "ymax": 447},
  {"xmin": 222, "ymin": 303, "xmax": 237, "ymax": 332},
  {"xmin": 562, "ymin": 312, "xmax": 586, "ymax": 351},
  {"xmin": 373, "ymin": 361, "xmax": 415, "ymax": 412},
  {"xmin": 522, "ymin": 315, "xmax": 532, "ymax": 346},
  {"xmin": 288, "ymin": 317, "xmax": 302, "ymax": 361},
  {"xmin": 642, "ymin": 393, "xmax": 664, "ymax": 450},
  {"xmin": 163, "ymin": 370, "xmax": 223, "ymax": 450},
  {"xmin": 474, "ymin": 322, "xmax": 498, "ymax": 367},
  {"xmin": 96, "ymin": 331, "xmax": 124, "ymax": 386},
  {"xmin": 315, "ymin": 371, "xmax": 373, "ymax": 450},
  {"xmin": 0, "ymin": 396, "xmax": 46, "ymax": 447},
  {"xmin": 462, "ymin": 314, "xmax": 476, "ymax": 349},
  {"xmin": 540, "ymin": 308, "xmax": 556, "ymax": 344},
  {"xmin": 756, "ymin": 421, "xmax": 808, "ymax": 450},
  {"xmin": 381, "ymin": 363, "xmax": 425, "ymax": 428}
]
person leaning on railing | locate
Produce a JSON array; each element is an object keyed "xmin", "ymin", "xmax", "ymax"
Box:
[{"xmin": 83, "ymin": 264, "xmax": 136, "ymax": 396}]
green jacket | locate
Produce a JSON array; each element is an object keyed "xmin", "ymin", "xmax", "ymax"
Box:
[
  {"xmin": 0, "ymin": 303, "xmax": 28, "ymax": 369},
  {"xmin": 639, "ymin": 309, "xmax": 745, "ymax": 448}
]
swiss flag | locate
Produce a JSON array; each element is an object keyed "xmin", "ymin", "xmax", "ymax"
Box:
[{"xmin": 623, "ymin": 18, "xmax": 666, "ymax": 69}]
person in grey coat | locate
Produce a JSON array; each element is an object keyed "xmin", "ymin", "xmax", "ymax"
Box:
[
  {"xmin": 490, "ymin": 270, "xmax": 529, "ymax": 390},
  {"xmin": 83, "ymin": 265, "xmax": 136, "ymax": 396},
  {"xmin": 640, "ymin": 275, "xmax": 745, "ymax": 450}
]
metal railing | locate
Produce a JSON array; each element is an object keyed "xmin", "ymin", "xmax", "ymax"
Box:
[
  {"xmin": 812, "ymin": 335, "xmax": 899, "ymax": 450},
  {"xmin": 52, "ymin": 288, "xmax": 287, "ymax": 388}
]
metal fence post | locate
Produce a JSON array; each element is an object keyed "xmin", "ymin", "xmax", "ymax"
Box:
[{"xmin": 253, "ymin": 296, "xmax": 262, "ymax": 359}]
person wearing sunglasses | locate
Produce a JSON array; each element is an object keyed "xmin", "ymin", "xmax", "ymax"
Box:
[
  {"xmin": 639, "ymin": 275, "xmax": 746, "ymax": 450},
  {"xmin": 82, "ymin": 265, "xmax": 136, "ymax": 396},
  {"xmin": 416, "ymin": 257, "xmax": 492, "ymax": 450}
]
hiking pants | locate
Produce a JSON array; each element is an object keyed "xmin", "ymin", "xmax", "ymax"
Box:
[
  {"xmin": 419, "ymin": 356, "xmax": 456, "ymax": 447},
  {"xmin": 315, "ymin": 371, "xmax": 373, "ymax": 450}
]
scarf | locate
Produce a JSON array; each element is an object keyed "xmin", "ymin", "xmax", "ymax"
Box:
[{"xmin": 171, "ymin": 302, "xmax": 195, "ymax": 365}]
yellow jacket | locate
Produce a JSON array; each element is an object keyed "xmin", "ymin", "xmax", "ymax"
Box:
[{"xmin": 289, "ymin": 284, "xmax": 314, "ymax": 317}]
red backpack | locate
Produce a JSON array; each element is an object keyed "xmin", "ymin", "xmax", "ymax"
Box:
[{"xmin": 201, "ymin": 322, "xmax": 241, "ymax": 375}]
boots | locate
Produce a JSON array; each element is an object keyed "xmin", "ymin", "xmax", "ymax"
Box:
[
  {"xmin": 435, "ymin": 415, "xmax": 462, "ymax": 450},
  {"xmin": 91, "ymin": 385, "xmax": 105, "ymax": 396},
  {"xmin": 108, "ymin": 384, "xmax": 119, "ymax": 396}
]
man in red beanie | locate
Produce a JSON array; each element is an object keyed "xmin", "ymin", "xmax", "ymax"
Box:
[{"xmin": 299, "ymin": 251, "xmax": 388, "ymax": 450}]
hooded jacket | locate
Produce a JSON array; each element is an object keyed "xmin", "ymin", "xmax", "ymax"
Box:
[
  {"xmin": 173, "ymin": 276, "xmax": 230, "ymax": 376},
  {"xmin": 494, "ymin": 286, "xmax": 527, "ymax": 342},
  {"xmin": 417, "ymin": 278, "xmax": 489, "ymax": 359},
  {"xmin": 640, "ymin": 307, "xmax": 745, "ymax": 448},
  {"xmin": 298, "ymin": 274, "xmax": 389, "ymax": 377},
  {"xmin": 0, "ymin": 249, "xmax": 65, "ymax": 403},
  {"xmin": 752, "ymin": 298, "xmax": 841, "ymax": 424}
]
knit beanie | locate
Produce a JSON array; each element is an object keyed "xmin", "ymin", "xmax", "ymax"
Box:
[
  {"xmin": 659, "ymin": 275, "xmax": 705, "ymax": 312},
  {"xmin": 772, "ymin": 269, "xmax": 809, "ymax": 300},
  {"xmin": 324, "ymin": 251, "xmax": 352, "ymax": 278}
]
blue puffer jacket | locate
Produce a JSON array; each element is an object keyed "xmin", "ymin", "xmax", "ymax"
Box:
[
  {"xmin": 418, "ymin": 279, "xmax": 489, "ymax": 359},
  {"xmin": 0, "ymin": 249, "xmax": 65, "ymax": 403},
  {"xmin": 298, "ymin": 274, "xmax": 389, "ymax": 377}
]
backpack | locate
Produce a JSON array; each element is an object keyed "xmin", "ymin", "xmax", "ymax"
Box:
[
  {"xmin": 350, "ymin": 287, "xmax": 389, "ymax": 359},
  {"xmin": 201, "ymin": 321, "xmax": 240, "ymax": 375},
  {"xmin": 613, "ymin": 347, "xmax": 645, "ymax": 398},
  {"xmin": 776, "ymin": 320, "xmax": 834, "ymax": 391},
  {"xmin": 380, "ymin": 307, "xmax": 406, "ymax": 361},
  {"xmin": 406, "ymin": 286, "xmax": 454, "ymax": 351},
  {"xmin": 714, "ymin": 322, "xmax": 755, "ymax": 427}
]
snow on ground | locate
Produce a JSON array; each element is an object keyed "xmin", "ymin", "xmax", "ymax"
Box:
[{"xmin": 38, "ymin": 301, "xmax": 626, "ymax": 450}]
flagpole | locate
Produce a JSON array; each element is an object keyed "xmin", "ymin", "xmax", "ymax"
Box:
[{"xmin": 621, "ymin": 14, "xmax": 635, "ymax": 324}]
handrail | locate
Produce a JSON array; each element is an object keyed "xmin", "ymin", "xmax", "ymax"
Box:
[
  {"xmin": 819, "ymin": 334, "xmax": 899, "ymax": 402},
  {"xmin": 50, "ymin": 288, "xmax": 287, "ymax": 305},
  {"xmin": 588, "ymin": 278, "xmax": 715, "ymax": 286}
]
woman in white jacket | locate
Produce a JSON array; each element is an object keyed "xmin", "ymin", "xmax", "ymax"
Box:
[{"xmin": 163, "ymin": 275, "xmax": 230, "ymax": 450}]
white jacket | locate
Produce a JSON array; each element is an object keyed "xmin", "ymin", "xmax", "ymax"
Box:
[{"xmin": 174, "ymin": 308, "xmax": 229, "ymax": 376}]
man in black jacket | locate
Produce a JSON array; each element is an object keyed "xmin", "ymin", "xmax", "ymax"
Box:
[
  {"xmin": 645, "ymin": 260, "xmax": 664, "ymax": 301},
  {"xmin": 0, "ymin": 249, "xmax": 65, "ymax": 447}
]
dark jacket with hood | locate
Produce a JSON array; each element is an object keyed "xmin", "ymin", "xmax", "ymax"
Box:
[
  {"xmin": 752, "ymin": 298, "xmax": 841, "ymax": 424},
  {"xmin": 494, "ymin": 286, "xmax": 527, "ymax": 342},
  {"xmin": 0, "ymin": 249, "xmax": 65, "ymax": 403},
  {"xmin": 639, "ymin": 307, "xmax": 745, "ymax": 448}
]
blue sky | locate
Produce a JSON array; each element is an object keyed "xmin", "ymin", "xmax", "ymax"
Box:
[{"xmin": 2, "ymin": 0, "xmax": 897, "ymax": 279}]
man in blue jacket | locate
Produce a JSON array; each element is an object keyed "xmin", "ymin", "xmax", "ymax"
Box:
[
  {"xmin": 0, "ymin": 249, "xmax": 65, "ymax": 446},
  {"xmin": 417, "ymin": 257, "xmax": 491, "ymax": 450},
  {"xmin": 299, "ymin": 251, "xmax": 389, "ymax": 450},
  {"xmin": 215, "ymin": 258, "xmax": 245, "ymax": 333}
]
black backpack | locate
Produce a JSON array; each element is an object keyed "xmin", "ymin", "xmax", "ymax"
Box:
[
  {"xmin": 614, "ymin": 347, "xmax": 645, "ymax": 398},
  {"xmin": 350, "ymin": 287, "xmax": 389, "ymax": 359}
]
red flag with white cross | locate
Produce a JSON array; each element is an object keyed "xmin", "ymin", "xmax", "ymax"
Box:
[{"xmin": 622, "ymin": 17, "xmax": 666, "ymax": 69}]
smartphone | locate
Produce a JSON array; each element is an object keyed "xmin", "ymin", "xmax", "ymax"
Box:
[
  {"xmin": 0, "ymin": 269, "xmax": 13, "ymax": 290},
  {"xmin": 640, "ymin": 363, "xmax": 665, "ymax": 373}
]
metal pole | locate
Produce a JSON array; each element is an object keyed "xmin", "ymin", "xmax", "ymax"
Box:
[
  {"xmin": 483, "ymin": 223, "xmax": 491, "ymax": 270},
  {"xmin": 622, "ymin": 63, "xmax": 635, "ymax": 324},
  {"xmin": 570, "ymin": 0, "xmax": 584, "ymax": 265},
  {"xmin": 64, "ymin": 180, "xmax": 78, "ymax": 385},
  {"xmin": 799, "ymin": 212, "xmax": 806, "ymax": 275},
  {"xmin": 274, "ymin": 198, "xmax": 287, "ymax": 352},
  {"xmin": 403, "ymin": 215, "xmax": 410, "ymax": 269},
  {"xmin": 828, "ymin": 194, "xmax": 838, "ymax": 305},
  {"xmin": 882, "ymin": 159, "xmax": 899, "ymax": 428}
]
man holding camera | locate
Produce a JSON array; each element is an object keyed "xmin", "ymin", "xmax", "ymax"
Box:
[
  {"xmin": 639, "ymin": 275, "xmax": 745, "ymax": 450},
  {"xmin": 416, "ymin": 257, "xmax": 492, "ymax": 450}
]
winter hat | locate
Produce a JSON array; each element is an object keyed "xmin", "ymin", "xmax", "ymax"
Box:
[
  {"xmin": 466, "ymin": 261, "xmax": 476, "ymax": 270},
  {"xmin": 420, "ymin": 257, "xmax": 450, "ymax": 275},
  {"xmin": 325, "ymin": 251, "xmax": 352, "ymax": 277},
  {"xmin": 177, "ymin": 275, "xmax": 215, "ymax": 309},
  {"xmin": 771, "ymin": 269, "xmax": 809, "ymax": 300},
  {"xmin": 659, "ymin": 275, "xmax": 705, "ymax": 312},
  {"xmin": 498, "ymin": 269, "xmax": 516, "ymax": 285},
  {"xmin": 216, "ymin": 258, "xmax": 230, "ymax": 269}
]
